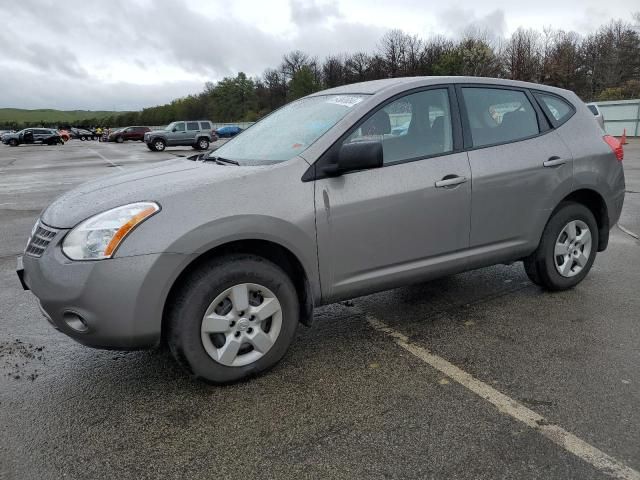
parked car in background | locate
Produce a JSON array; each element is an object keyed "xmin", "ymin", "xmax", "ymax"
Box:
[
  {"xmin": 0, "ymin": 129, "xmax": 16, "ymax": 142},
  {"xmin": 18, "ymin": 77, "xmax": 625, "ymax": 384},
  {"xmin": 69, "ymin": 128, "xmax": 97, "ymax": 141},
  {"xmin": 3, "ymin": 128, "xmax": 63, "ymax": 146},
  {"xmin": 215, "ymin": 125, "xmax": 243, "ymax": 138},
  {"xmin": 108, "ymin": 126, "xmax": 151, "ymax": 143},
  {"xmin": 144, "ymin": 120, "xmax": 217, "ymax": 151},
  {"xmin": 586, "ymin": 103, "xmax": 605, "ymax": 129}
]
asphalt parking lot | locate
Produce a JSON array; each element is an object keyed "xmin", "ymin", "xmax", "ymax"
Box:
[{"xmin": 1, "ymin": 139, "xmax": 639, "ymax": 479}]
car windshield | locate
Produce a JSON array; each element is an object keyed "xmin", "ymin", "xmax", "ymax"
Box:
[{"xmin": 213, "ymin": 94, "xmax": 367, "ymax": 165}]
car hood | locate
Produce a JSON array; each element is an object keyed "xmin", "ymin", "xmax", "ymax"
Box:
[
  {"xmin": 41, "ymin": 159, "xmax": 263, "ymax": 228},
  {"xmin": 146, "ymin": 129, "xmax": 166, "ymax": 136}
]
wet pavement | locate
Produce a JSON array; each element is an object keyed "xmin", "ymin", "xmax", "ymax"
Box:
[{"xmin": 1, "ymin": 139, "xmax": 639, "ymax": 479}]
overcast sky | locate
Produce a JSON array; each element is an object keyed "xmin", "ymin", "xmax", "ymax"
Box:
[{"xmin": 1, "ymin": 0, "xmax": 637, "ymax": 111}]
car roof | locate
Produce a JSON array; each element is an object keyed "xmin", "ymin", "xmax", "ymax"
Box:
[{"xmin": 308, "ymin": 76, "xmax": 574, "ymax": 98}]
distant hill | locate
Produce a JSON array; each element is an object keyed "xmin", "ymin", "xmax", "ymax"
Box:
[{"xmin": 0, "ymin": 108, "xmax": 129, "ymax": 125}]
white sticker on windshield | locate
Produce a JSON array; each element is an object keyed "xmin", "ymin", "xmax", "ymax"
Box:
[{"xmin": 326, "ymin": 96, "xmax": 364, "ymax": 108}]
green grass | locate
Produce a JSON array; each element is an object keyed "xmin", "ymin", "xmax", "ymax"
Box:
[{"xmin": 0, "ymin": 108, "xmax": 129, "ymax": 125}]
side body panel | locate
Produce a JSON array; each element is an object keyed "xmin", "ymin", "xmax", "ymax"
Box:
[
  {"xmin": 315, "ymin": 152, "xmax": 472, "ymax": 302},
  {"xmin": 466, "ymin": 131, "xmax": 574, "ymax": 266},
  {"xmin": 556, "ymin": 97, "xmax": 626, "ymax": 229}
]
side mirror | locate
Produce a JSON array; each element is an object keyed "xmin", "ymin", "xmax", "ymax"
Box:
[
  {"xmin": 172, "ymin": 127, "xmax": 177, "ymax": 132},
  {"xmin": 323, "ymin": 141, "xmax": 383, "ymax": 176}
]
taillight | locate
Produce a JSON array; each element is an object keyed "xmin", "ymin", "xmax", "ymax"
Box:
[{"xmin": 603, "ymin": 135, "xmax": 623, "ymax": 161}]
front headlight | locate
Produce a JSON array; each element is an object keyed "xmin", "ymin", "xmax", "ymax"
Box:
[{"xmin": 62, "ymin": 202, "xmax": 160, "ymax": 260}]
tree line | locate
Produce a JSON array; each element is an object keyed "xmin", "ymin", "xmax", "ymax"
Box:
[{"xmin": 6, "ymin": 15, "xmax": 640, "ymax": 129}]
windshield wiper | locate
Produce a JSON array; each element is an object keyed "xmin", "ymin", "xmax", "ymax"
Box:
[{"xmin": 204, "ymin": 156, "xmax": 240, "ymax": 166}]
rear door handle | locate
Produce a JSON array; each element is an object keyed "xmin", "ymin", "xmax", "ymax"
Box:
[
  {"xmin": 543, "ymin": 156, "xmax": 566, "ymax": 167},
  {"xmin": 435, "ymin": 176, "xmax": 468, "ymax": 188}
]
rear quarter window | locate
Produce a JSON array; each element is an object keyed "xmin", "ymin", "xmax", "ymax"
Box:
[
  {"xmin": 187, "ymin": 122, "xmax": 200, "ymax": 131},
  {"xmin": 200, "ymin": 121, "xmax": 211, "ymax": 130},
  {"xmin": 534, "ymin": 93, "xmax": 575, "ymax": 126}
]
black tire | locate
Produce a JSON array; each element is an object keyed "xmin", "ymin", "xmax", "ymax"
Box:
[
  {"xmin": 167, "ymin": 254, "xmax": 299, "ymax": 384},
  {"xmin": 523, "ymin": 202, "xmax": 598, "ymax": 291},
  {"xmin": 116, "ymin": 136, "xmax": 124, "ymax": 143},
  {"xmin": 194, "ymin": 137, "xmax": 209, "ymax": 150},
  {"xmin": 146, "ymin": 142, "xmax": 155, "ymax": 151},
  {"xmin": 9, "ymin": 139, "xmax": 18, "ymax": 147},
  {"xmin": 152, "ymin": 138, "xmax": 166, "ymax": 152}
]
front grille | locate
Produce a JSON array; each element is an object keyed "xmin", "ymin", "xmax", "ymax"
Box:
[{"xmin": 25, "ymin": 221, "xmax": 58, "ymax": 258}]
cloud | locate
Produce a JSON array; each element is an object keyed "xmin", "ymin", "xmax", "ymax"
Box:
[
  {"xmin": 437, "ymin": 8, "xmax": 507, "ymax": 40},
  {"xmin": 0, "ymin": 0, "xmax": 634, "ymax": 110},
  {"xmin": 0, "ymin": 68, "xmax": 203, "ymax": 111},
  {"xmin": 290, "ymin": 0, "xmax": 342, "ymax": 25}
]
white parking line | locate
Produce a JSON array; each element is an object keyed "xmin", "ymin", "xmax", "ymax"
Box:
[
  {"xmin": 88, "ymin": 149, "xmax": 124, "ymax": 171},
  {"xmin": 366, "ymin": 315, "xmax": 640, "ymax": 480},
  {"xmin": 618, "ymin": 224, "xmax": 639, "ymax": 240}
]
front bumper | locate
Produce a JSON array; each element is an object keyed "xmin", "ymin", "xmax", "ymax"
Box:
[{"xmin": 19, "ymin": 234, "xmax": 191, "ymax": 350}]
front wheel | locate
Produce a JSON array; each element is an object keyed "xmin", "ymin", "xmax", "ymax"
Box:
[
  {"xmin": 116, "ymin": 136, "xmax": 124, "ymax": 143},
  {"xmin": 152, "ymin": 138, "xmax": 166, "ymax": 151},
  {"xmin": 9, "ymin": 139, "xmax": 18, "ymax": 147},
  {"xmin": 167, "ymin": 254, "xmax": 299, "ymax": 384},
  {"xmin": 523, "ymin": 202, "xmax": 598, "ymax": 291}
]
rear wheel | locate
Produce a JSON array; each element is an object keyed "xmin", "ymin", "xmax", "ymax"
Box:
[
  {"xmin": 523, "ymin": 202, "xmax": 598, "ymax": 291},
  {"xmin": 195, "ymin": 137, "xmax": 209, "ymax": 150},
  {"xmin": 168, "ymin": 254, "xmax": 299, "ymax": 384}
]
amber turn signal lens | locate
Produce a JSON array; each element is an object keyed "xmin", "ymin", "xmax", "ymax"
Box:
[{"xmin": 103, "ymin": 206, "xmax": 158, "ymax": 257}]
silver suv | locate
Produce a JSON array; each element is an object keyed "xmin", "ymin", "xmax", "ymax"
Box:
[
  {"xmin": 18, "ymin": 77, "xmax": 625, "ymax": 383},
  {"xmin": 144, "ymin": 120, "xmax": 217, "ymax": 151}
]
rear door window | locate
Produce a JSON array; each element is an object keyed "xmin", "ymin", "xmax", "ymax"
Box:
[
  {"xmin": 461, "ymin": 87, "xmax": 539, "ymax": 148},
  {"xmin": 187, "ymin": 122, "xmax": 200, "ymax": 131}
]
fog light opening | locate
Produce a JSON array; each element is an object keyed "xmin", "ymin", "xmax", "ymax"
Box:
[{"xmin": 63, "ymin": 311, "xmax": 89, "ymax": 333}]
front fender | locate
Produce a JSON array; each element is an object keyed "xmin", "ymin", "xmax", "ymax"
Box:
[{"xmin": 166, "ymin": 214, "xmax": 321, "ymax": 302}]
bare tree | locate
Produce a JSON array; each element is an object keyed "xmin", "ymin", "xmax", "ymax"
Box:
[
  {"xmin": 280, "ymin": 50, "xmax": 311, "ymax": 80},
  {"xmin": 322, "ymin": 55, "xmax": 345, "ymax": 88},
  {"xmin": 379, "ymin": 29, "xmax": 409, "ymax": 77},
  {"xmin": 503, "ymin": 28, "xmax": 541, "ymax": 81},
  {"xmin": 344, "ymin": 52, "xmax": 371, "ymax": 82}
]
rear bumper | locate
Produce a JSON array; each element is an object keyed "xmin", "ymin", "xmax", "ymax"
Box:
[{"xmin": 21, "ymin": 239, "xmax": 191, "ymax": 350}]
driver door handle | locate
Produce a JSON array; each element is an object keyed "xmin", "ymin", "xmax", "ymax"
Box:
[
  {"xmin": 435, "ymin": 175, "xmax": 468, "ymax": 188},
  {"xmin": 543, "ymin": 156, "xmax": 566, "ymax": 167}
]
